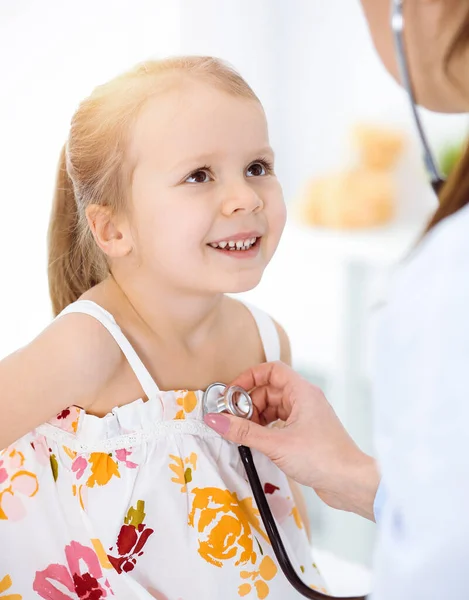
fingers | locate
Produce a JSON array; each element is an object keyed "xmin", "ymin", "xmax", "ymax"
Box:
[
  {"xmin": 203, "ymin": 413, "xmax": 281, "ymax": 457},
  {"xmin": 230, "ymin": 361, "xmax": 301, "ymax": 423},
  {"xmin": 249, "ymin": 386, "xmax": 294, "ymax": 425},
  {"xmin": 230, "ymin": 361, "xmax": 293, "ymax": 392}
]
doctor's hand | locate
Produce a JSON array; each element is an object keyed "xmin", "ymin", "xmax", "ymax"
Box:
[{"xmin": 204, "ymin": 361, "xmax": 379, "ymax": 522}]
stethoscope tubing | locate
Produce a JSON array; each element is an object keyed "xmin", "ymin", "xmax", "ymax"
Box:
[
  {"xmin": 238, "ymin": 445, "xmax": 367, "ymax": 600},
  {"xmin": 202, "ymin": 383, "xmax": 368, "ymax": 598}
]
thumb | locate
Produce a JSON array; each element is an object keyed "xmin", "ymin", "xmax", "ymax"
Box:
[{"xmin": 204, "ymin": 413, "xmax": 277, "ymax": 456}]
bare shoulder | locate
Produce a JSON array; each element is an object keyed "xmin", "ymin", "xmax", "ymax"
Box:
[
  {"xmin": 272, "ymin": 319, "xmax": 292, "ymax": 365},
  {"xmin": 45, "ymin": 311, "xmax": 123, "ymax": 387},
  {"xmin": 227, "ymin": 297, "xmax": 291, "ymax": 365},
  {"xmin": 0, "ymin": 311, "xmax": 121, "ymax": 448}
]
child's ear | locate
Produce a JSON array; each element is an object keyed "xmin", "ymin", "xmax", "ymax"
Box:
[{"xmin": 85, "ymin": 204, "xmax": 133, "ymax": 258}]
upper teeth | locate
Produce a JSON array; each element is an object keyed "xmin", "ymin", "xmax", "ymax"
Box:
[{"xmin": 209, "ymin": 237, "xmax": 257, "ymax": 250}]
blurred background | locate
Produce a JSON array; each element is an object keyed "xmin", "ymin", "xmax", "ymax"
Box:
[{"xmin": 1, "ymin": 0, "xmax": 468, "ymax": 594}]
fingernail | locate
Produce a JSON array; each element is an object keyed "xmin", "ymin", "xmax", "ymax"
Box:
[{"xmin": 203, "ymin": 413, "xmax": 230, "ymax": 435}]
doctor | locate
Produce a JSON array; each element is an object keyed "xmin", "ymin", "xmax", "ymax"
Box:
[{"xmin": 204, "ymin": 0, "xmax": 469, "ymax": 597}]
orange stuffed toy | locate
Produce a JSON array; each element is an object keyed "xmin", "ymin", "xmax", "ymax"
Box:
[{"xmin": 298, "ymin": 124, "xmax": 406, "ymax": 229}]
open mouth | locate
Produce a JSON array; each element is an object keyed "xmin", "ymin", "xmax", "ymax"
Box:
[{"xmin": 207, "ymin": 236, "xmax": 261, "ymax": 252}]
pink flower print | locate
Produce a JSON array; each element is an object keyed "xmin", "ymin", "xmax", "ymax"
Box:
[
  {"xmin": 33, "ymin": 540, "xmax": 113, "ymax": 599},
  {"xmin": 0, "ymin": 470, "xmax": 39, "ymax": 521},
  {"xmin": 0, "ymin": 446, "xmax": 39, "ymax": 521},
  {"xmin": 51, "ymin": 406, "xmax": 81, "ymax": 434},
  {"xmin": 115, "ymin": 449, "xmax": 137, "ymax": 469},
  {"xmin": 30, "ymin": 435, "xmax": 51, "ymax": 466},
  {"xmin": 0, "ymin": 461, "xmax": 7, "ymax": 485},
  {"xmin": 72, "ymin": 457, "xmax": 88, "ymax": 480},
  {"xmin": 3, "ymin": 449, "xmax": 25, "ymax": 470},
  {"xmin": 264, "ymin": 482, "xmax": 294, "ymax": 525}
]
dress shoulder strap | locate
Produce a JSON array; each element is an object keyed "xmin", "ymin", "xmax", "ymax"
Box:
[
  {"xmin": 241, "ymin": 301, "xmax": 281, "ymax": 363},
  {"xmin": 58, "ymin": 300, "xmax": 160, "ymax": 400}
]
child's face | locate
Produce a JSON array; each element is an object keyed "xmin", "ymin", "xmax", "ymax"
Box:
[{"xmin": 127, "ymin": 79, "xmax": 286, "ymax": 295}]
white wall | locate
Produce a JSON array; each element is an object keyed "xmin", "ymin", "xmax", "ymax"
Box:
[{"xmin": 0, "ymin": 0, "xmax": 180, "ymax": 356}]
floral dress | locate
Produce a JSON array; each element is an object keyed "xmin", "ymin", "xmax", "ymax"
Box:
[{"xmin": 0, "ymin": 300, "xmax": 327, "ymax": 599}]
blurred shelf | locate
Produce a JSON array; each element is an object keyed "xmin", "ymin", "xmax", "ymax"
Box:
[{"xmin": 280, "ymin": 217, "xmax": 424, "ymax": 267}]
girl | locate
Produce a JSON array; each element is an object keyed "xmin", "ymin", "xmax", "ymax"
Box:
[{"xmin": 0, "ymin": 57, "xmax": 326, "ymax": 599}]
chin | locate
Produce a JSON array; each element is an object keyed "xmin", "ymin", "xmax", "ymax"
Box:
[{"xmin": 219, "ymin": 271, "xmax": 264, "ymax": 294}]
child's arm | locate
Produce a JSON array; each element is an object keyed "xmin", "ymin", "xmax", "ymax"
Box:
[
  {"xmin": 0, "ymin": 313, "xmax": 121, "ymax": 449},
  {"xmin": 273, "ymin": 320, "xmax": 311, "ymax": 540}
]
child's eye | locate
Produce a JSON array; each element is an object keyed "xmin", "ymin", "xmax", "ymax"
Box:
[
  {"xmin": 246, "ymin": 159, "xmax": 273, "ymax": 178},
  {"xmin": 185, "ymin": 169, "xmax": 212, "ymax": 184}
]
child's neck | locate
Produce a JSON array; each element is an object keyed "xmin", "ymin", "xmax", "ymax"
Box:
[{"xmin": 102, "ymin": 275, "xmax": 226, "ymax": 352}]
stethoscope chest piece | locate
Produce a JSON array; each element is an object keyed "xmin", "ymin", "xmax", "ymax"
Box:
[{"xmin": 202, "ymin": 382, "xmax": 253, "ymax": 420}]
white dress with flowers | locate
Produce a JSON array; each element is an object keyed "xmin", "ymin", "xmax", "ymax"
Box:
[{"xmin": 0, "ymin": 300, "xmax": 326, "ymax": 599}]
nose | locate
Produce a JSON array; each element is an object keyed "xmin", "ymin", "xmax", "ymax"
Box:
[{"xmin": 220, "ymin": 181, "xmax": 264, "ymax": 216}]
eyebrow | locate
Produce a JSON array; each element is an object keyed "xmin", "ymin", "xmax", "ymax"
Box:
[{"xmin": 170, "ymin": 146, "xmax": 275, "ymax": 172}]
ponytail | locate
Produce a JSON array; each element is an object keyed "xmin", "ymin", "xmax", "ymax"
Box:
[{"xmin": 47, "ymin": 145, "xmax": 106, "ymax": 316}]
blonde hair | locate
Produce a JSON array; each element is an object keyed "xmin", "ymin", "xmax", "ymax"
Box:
[{"xmin": 48, "ymin": 56, "xmax": 260, "ymax": 316}]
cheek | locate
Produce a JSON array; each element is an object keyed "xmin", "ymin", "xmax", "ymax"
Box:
[
  {"xmin": 267, "ymin": 190, "xmax": 287, "ymax": 239},
  {"xmin": 134, "ymin": 201, "xmax": 208, "ymax": 263}
]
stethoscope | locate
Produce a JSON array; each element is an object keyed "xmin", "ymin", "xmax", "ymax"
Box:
[
  {"xmin": 202, "ymin": 1, "xmax": 447, "ymax": 599},
  {"xmin": 203, "ymin": 382, "xmax": 366, "ymax": 600},
  {"xmin": 391, "ymin": 0, "xmax": 446, "ymax": 195}
]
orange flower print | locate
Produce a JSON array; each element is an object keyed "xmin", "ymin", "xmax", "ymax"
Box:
[
  {"xmin": 310, "ymin": 583, "xmax": 329, "ymax": 594},
  {"xmin": 238, "ymin": 555, "xmax": 278, "ymax": 599},
  {"xmin": 169, "ymin": 453, "xmax": 198, "ymax": 492},
  {"xmin": 174, "ymin": 391, "xmax": 198, "ymax": 420},
  {"xmin": 72, "ymin": 484, "xmax": 87, "ymax": 511},
  {"xmin": 85, "ymin": 453, "xmax": 120, "ymax": 488},
  {"xmin": 68, "ymin": 449, "xmax": 138, "ymax": 511},
  {"xmin": 0, "ymin": 574, "xmax": 22, "ymax": 599},
  {"xmin": 188, "ymin": 487, "xmax": 270, "ymax": 568},
  {"xmin": 0, "ymin": 448, "xmax": 39, "ymax": 521},
  {"xmin": 290, "ymin": 506, "xmax": 303, "ymax": 530}
]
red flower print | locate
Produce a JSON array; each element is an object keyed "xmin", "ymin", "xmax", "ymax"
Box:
[
  {"xmin": 73, "ymin": 572, "xmax": 106, "ymax": 600},
  {"xmin": 263, "ymin": 483, "xmax": 280, "ymax": 495},
  {"xmin": 33, "ymin": 541, "xmax": 113, "ymax": 599},
  {"xmin": 108, "ymin": 500, "xmax": 154, "ymax": 574}
]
